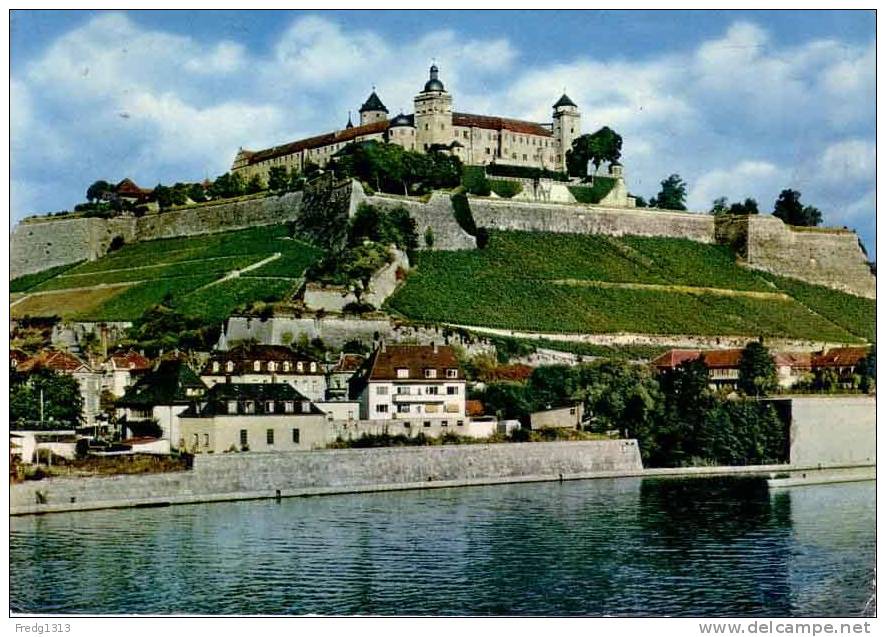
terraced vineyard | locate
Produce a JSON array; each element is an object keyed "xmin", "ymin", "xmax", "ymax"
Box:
[
  {"xmin": 387, "ymin": 230, "xmax": 874, "ymax": 343},
  {"xmin": 10, "ymin": 225, "xmax": 323, "ymax": 322}
]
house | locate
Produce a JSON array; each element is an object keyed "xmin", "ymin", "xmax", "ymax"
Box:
[
  {"xmin": 355, "ymin": 342, "xmax": 467, "ymax": 427},
  {"xmin": 16, "ymin": 349, "xmax": 103, "ymax": 426},
  {"xmin": 652, "ymin": 348, "xmax": 818, "ymax": 390},
  {"xmin": 10, "ymin": 348, "xmax": 29, "ymax": 369},
  {"xmin": 117, "ymin": 357, "xmax": 207, "ymax": 450},
  {"xmin": 773, "ymin": 352, "xmax": 812, "ymax": 388},
  {"xmin": 530, "ymin": 403, "xmax": 584, "ymax": 430},
  {"xmin": 200, "ymin": 344, "xmax": 327, "ymax": 402},
  {"xmin": 326, "ymin": 352, "xmax": 365, "ymax": 400},
  {"xmin": 812, "ymin": 346, "xmax": 871, "ymax": 386},
  {"xmin": 102, "ymin": 349, "xmax": 152, "ymax": 398},
  {"xmin": 113, "ymin": 178, "xmax": 154, "ymax": 205},
  {"xmin": 178, "ymin": 382, "xmax": 328, "ymax": 454}
]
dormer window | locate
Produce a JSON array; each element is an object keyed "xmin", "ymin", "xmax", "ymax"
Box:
[
  {"xmin": 227, "ymin": 400, "xmax": 238, "ymax": 414},
  {"xmin": 301, "ymin": 401, "xmax": 311, "ymax": 413},
  {"xmin": 253, "ymin": 361, "xmax": 261, "ymax": 372},
  {"xmin": 424, "ymin": 369, "xmax": 437, "ymax": 379},
  {"xmin": 310, "ymin": 362, "xmax": 317, "ymax": 373},
  {"xmin": 446, "ymin": 369, "xmax": 458, "ymax": 379},
  {"xmin": 226, "ymin": 361, "xmax": 234, "ymax": 373},
  {"xmin": 283, "ymin": 361, "xmax": 291, "ymax": 372},
  {"xmin": 396, "ymin": 368, "xmax": 409, "ymax": 379},
  {"xmin": 297, "ymin": 362, "xmax": 304, "ymax": 373},
  {"xmin": 212, "ymin": 361, "xmax": 220, "ymax": 373},
  {"xmin": 268, "ymin": 361, "xmax": 276, "ymax": 372}
]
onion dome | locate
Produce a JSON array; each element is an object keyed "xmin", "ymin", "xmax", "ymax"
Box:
[
  {"xmin": 553, "ymin": 93, "xmax": 577, "ymax": 108},
  {"xmin": 359, "ymin": 91, "xmax": 388, "ymax": 113},
  {"xmin": 423, "ymin": 64, "xmax": 445, "ymax": 92}
]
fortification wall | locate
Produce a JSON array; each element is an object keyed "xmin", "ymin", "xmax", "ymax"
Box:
[
  {"xmin": 9, "ymin": 440, "xmax": 644, "ymax": 514},
  {"xmin": 469, "ymin": 197, "xmax": 716, "ymax": 243},
  {"xmin": 788, "ymin": 395, "xmax": 875, "ymax": 466},
  {"xmin": 364, "ymin": 191, "xmax": 477, "ymax": 250}
]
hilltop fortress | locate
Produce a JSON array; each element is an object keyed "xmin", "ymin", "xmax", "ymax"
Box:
[
  {"xmin": 231, "ymin": 65, "xmax": 580, "ymax": 182},
  {"xmin": 10, "ymin": 64, "xmax": 875, "ymax": 301}
]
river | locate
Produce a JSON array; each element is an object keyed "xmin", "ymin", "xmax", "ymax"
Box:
[{"xmin": 9, "ymin": 476, "xmax": 875, "ymax": 616}]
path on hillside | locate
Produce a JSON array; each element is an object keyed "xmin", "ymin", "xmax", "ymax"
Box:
[
  {"xmin": 55, "ymin": 253, "xmax": 267, "ymax": 278},
  {"xmin": 549, "ymin": 279, "xmax": 791, "ymax": 300},
  {"xmin": 442, "ymin": 323, "xmax": 849, "ymax": 352},
  {"xmin": 191, "ymin": 253, "xmax": 282, "ymax": 291}
]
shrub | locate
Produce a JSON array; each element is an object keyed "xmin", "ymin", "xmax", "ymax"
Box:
[
  {"xmin": 486, "ymin": 163, "xmax": 569, "ymax": 182},
  {"xmin": 568, "ymin": 177, "xmax": 616, "ymax": 204},
  {"xmin": 462, "ymin": 165, "xmax": 491, "ymax": 196},
  {"xmin": 489, "ymin": 180, "xmax": 523, "ymax": 198}
]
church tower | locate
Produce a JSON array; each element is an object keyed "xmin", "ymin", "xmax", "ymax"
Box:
[
  {"xmin": 552, "ymin": 94, "xmax": 581, "ymax": 171},
  {"xmin": 359, "ymin": 90, "xmax": 389, "ymax": 125},
  {"xmin": 414, "ymin": 64, "xmax": 454, "ymax": 152}
]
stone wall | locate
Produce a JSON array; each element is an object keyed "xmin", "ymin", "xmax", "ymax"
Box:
[
  {"xmin": 469, "ymin": 197, "xmax": 716, "ymax": 243},
  {"xmin": 10, "ymin": 440, "xmax": 644, "ymax": 514},
  {"xmin": 363, "ymin": 191, "xmax": 477, "ymax": 250},
  {"xmin": 725, "ymin": 215, "xmax": 874, "ymax": 299},
  {"xmin": 11, "ymin": 192, "xmax": 304, "ymax": 279},
  {"xmin": 788, "ymin": 395, "xmax": 875, "ymax": 467}
]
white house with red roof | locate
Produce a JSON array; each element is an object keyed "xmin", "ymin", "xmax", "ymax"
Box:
[
  {"xmin": 16, "ymin": 349, "xmax": 103, "ymax": 425},
  {"xmin": 102, "ymin": 349, "xmax": 153, "ymax": 398}
]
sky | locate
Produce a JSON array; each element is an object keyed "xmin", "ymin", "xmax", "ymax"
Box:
[{"xmin": 10, "ymin": 9, "xmax": 876, "ymax": 257}]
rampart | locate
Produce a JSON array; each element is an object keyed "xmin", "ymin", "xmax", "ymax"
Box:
[
  {"xmin": 469, "ymin": 197, "xmax": 717, "ymax": 243},
  {"xmin": 362, "ymin": 189, "xmax": 477, "ymax": 250},
  {"xmin": 715, "ymin": 215, "xmax": 875, "ymax": 298}
]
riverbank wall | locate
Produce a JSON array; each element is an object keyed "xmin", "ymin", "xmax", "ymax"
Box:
[
  {"xmin": 786, "ymin": 395, "xmax": 876, "ymax": 466},
  {"xmin": 10, "ymin": 440, "xmax": 642, "ymax": 515}
]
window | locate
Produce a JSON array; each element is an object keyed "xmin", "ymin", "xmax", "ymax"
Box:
[
  {"xmin": 397, "ymin": 386, "xmax": 411, "ymax": 395},
  {"xmin": 376, "ymin": 386, "xmax": 389, "ymax": 395},
  {"xmin": 569, "ymin": 407, "xmax": 576, "ymax": 415},
  {"xmin": 441, "ymin": 420, "xmax": 448, "ymax": 427},
  {"xmin": 426, "ymin": 386, "xmax": 439, "ymax": 395},
  {"xmin": 203, "ymin": 433, "xmax": 209, "ymax": 447},
  {"xmin": 212, "ymin": 361, "xmax": 220, "ymax": 373},
  {"xmin": 376, "ymin": 404, "xmax": 389, "ymax": 413},
  {"xmin": 284, "ymin": 401, "xmax": 294, "ymax": 413},
  {"xmin": 244, "ymin": 401, "xmax": 255, "ymax": 414},
  {"xmin": 266, "ymin": 401, "xmax": 275, "ymax": 414},
  {"xmin": 302, "ymin": 401, "xmax": 311, "ymax": 412},
  {"xmin": 192, "ymin": 433, "xmax": 198, "ymax": 447},
  {"xmin": 424, "ymin": 421, "xmax": 431, "ymax": 428},
  {"xmin": 226, "ymin": 361, "xmax": 234, "ymax": 373},
  {"xmin": 447, "ymin": 386, "xmax": 458, "ymax": 395},
  {"xmin": 398, "ymin": 404, "xmax": 411, "ymax": 413},
  {"xmin": 396, "ymin": 368, "xmax": 409, "ymax": 379},
  {"xmin": 485, "ymin": 148, "xmax": 491, "ymax": 155},
  {"xmin": 268, "ymin": 361, "xmax": 276, "ymax": 372},
  {"xmin": 424, "ymin": 369, "xmax": 437, "ymax": 379},
  {"xmin": 253, "ymin": 361, "xmax": 261, "ymax": 372},
  {"xmin": 240, "ymin": 430, "xmax": 248, "ymax": 447},
  {"xmin": 310, "ymin": 362, "xmax": 317, "ymax": 373},
  {"xmin": 297, "ymin": 362, "xmax": 304, "ymax": 373},
  {"xmin": 292, "ymin": 428, "xmax": 300, "ymax": 444},
  {"xmin": 457, "ymin": 420, "xmax": 464, "ymax": 427},
  {"xmin": 267, "ymin": 429, "xmax": 275, "ymax": 445},
  {"xmin": 446, "ymin": 369, "xmax": 458, "ymax": 379},
  {"xmin": 227, "ymin": 400, "xmax": 238, "ymax": 414},
  {"xmin": 283, "ymin": 361, "xmax": 291, "ymax": 372}
]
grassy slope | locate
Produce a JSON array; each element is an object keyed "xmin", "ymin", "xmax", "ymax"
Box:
[
  {"xmin": 387, "ymin": 230, "xmax": 872, "ymax": 343},
  {"xmin": 13, "ymin": 225, "xmax": 323, "ymax": 321}
]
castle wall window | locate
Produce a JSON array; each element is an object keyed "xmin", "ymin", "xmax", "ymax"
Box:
[
  {"xmin": 292, "ymin": 428, "xmax": 300, "ymax": 444},
  {"xmin": 266, "ymin": 429, "xmax": 274, "ymax": 445},
  {"xmin": 240, "ymin": 430, "xmax": 248, "ymax": 447}
]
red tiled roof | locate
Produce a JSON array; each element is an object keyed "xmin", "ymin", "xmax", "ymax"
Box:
[
  {"xmin": 484, "ymin": 363, "xmax": 534, "ymax": 382},
  {"xmin": 115, "ymin": 178, "xmax": 152, "ymax": 196},
  {"xmin": 10, "ymin": 349, "xmax": 30, "ymax": 365},
  {"xmin": 453, "ymin": 112, "xmax": 553, "ymax": 137},
  {"xmin": 332, "ymin": 353, "xmax": 365, "ymax": 374},
  {"xmin": 650, "ymin": 349, "xmax": 701, "ymax": 369},
  {"xmin": 699, "ymin": 349, "xmax": 744, "ymax": 369},
  {"xmin": 246, "ymin": 120, "xmax": 390, "ymax": 165},
  {"xmin": 812, "ymin": 346, "xmax": 870, "ymax": 368},
  {"xmin": 773, "ymin": 352, "xmax": 812, "ymax": 368},
  {"xmin": 108, "ymin": 349, "xmax": 152, "ymax": 371},
  {"xmin": 202, "ymin": 344, "xmax": 319, "ymax": 376},
  {"xmin": 17, "ymin": 350, "xmax": 91, "ymax": 373},
  {"xmin": 466, "ymin": 399, "xmax": 485, "ymax": 417},
  {"xmin": 367, "ymin": 344, "xmax": 462, "ymax": 382}
]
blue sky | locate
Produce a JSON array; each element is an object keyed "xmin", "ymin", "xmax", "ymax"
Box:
[{"xmin": 11, "ymin": 9, "xmax": 876, "ymax": 256}]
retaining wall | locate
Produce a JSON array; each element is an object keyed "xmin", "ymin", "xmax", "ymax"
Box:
[
  {"xmin": 364, "ymin": 191, "xmax": 477, "ymax": 250},
  {"xmin": 788, "ymin": 395, "xmax": 876, "ymax": 466},
  {"xmin": 10, "ymin": 440, "xmax": 643, "ymax": 513},
  {"xmin": 469, "ymin": 197, "xmax": 716, "ymax": 243}
]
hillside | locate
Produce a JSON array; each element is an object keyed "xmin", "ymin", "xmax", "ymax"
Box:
[
  {"xmin": 386, "ymin": 231, "xmax": 874, "ymax": 343},
  {"xmin": 10, "ymin": 225, "xmax": 323, "ymax": 322}
]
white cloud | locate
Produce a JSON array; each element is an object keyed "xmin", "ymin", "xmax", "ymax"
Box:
[
  {"xmin": 688, "ymin": 160, "xmax": 784, "ymax": 212},
  {"xmin": 818, "ymin": 139, "xmax": 875, "ymax": 184}
]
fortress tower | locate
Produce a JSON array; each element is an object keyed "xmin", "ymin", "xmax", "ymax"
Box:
[
  {"xmin": 552, "ymin": 94, "xmax": 581, "ymax": 169},
  {"xmin": 359, "ymin": 90, "xmax": 389, "ymax": 125},
  {"xmin": 414, "ymin": 64, "xmax": 454, "ymax": 152}
]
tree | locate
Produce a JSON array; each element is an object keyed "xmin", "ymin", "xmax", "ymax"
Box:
[
  {"xmin": 246, "ymin": 174, "xmax": 266, "ymax": 194},
  {"xmin": 633, "ymin": 195, "xmax": 648, "ymax": 208},
  {"xmin": 10, "ymin": 367, "xmax": 84, "ymax": 427},
  {"xmin": 565, "ymin": 127, "xmax": 622, "ymax": 179},
  {"xmin": 652, "ymin": 174, "xmax": 687, "ymax": 211},
  {"xmin": 856, "ymin": 345, "xmax": 876, "ymax": 394},
  {"xmin": 86, "ymin": 180, "xmax": 113, "ymax": 203},
  {"xmin": 268, "ymin": 166, "xmax": 289, "ymax": 192},
  {"xmin": 208, "ymin": 172, "xmax": 246, "ymax": 199},
  {"xmin": 773, "ymin": 189, "xmax": 822, "ymax": 227},
  {"xmin": 187, "ymin": 182, "xmax": 207, "ymax": 203},
  {"xmin": 728, "ymin": 198, "xmax": 759, "ymax": 215},
  {"xmin": 738, "ymin": 341, "xmax": 777, "ymax": 396},
  {"xmin": 710, "ymin": 197, "xmax": 729, "ymax": 215}
]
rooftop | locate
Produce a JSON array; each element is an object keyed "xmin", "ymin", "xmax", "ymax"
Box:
[
  {"xmin": 118, "ymin": 359, "xmax": 206, "ymax": 407},
  {"xmin": 367, "ymin": 344, "xmax": 463, "ymax": 382}
]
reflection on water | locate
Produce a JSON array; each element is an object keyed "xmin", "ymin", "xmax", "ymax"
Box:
[{"xmin": 10, "ymin": 477, "xmax": 874, "ymax": 616}]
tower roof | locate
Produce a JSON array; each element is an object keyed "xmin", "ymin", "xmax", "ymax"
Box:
[
  {"xmin": 359, "ymin": 91, "xmax": 388, "ymax": 113},
  {"xmin": 423, "ymin": 63, "xmax": 445, "ymax": 92},
  {"xmin": 553, "ymin": 93, "xmax": 577, "ymax": 108}
]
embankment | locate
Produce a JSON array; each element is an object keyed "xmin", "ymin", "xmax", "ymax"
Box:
[
  {"xmin": 787, "ymin": 395, "xmax": 876, "ymax": 466},
  {"xmin": 10, "ymin": 440, "xmax": 643, "ymax": 515}
]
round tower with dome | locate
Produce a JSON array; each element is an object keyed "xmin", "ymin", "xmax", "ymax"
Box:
[{"xmin": 414, "ymin": 64, "xmax": 454, "ymax": 152}]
